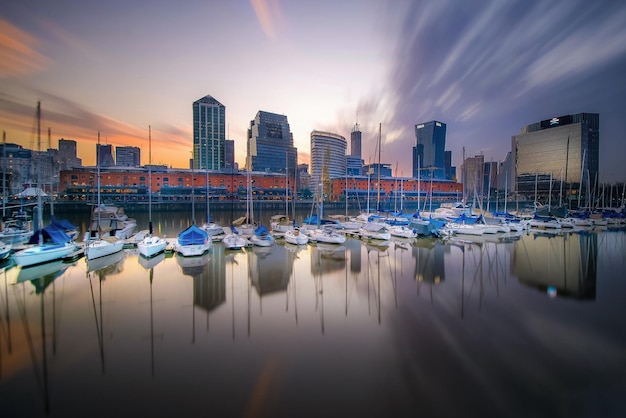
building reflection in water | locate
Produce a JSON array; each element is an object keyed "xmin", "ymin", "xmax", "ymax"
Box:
[
  {"xmin": 512, "ymin": 232, "xmax": 597, "ymax": 299},
  {"xmin": 412, "ymin": 239, "xmax": 446, "ymax": 285},
  {"xmin": 248, "ymin": 245, "xmax": 290, "ymax": 296},
  {"xmin": 348, "ymin": 238, "xmax": 361, "ymax": 274}
]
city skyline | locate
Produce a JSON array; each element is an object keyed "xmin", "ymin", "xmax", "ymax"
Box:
[{"xmin": 1, "ymin": 1, "xmax": 626, "ymax": 181}]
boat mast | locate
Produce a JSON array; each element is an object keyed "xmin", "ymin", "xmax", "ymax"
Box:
[
  {"xmin": 578, "ymin": 149, "xmax": 586, "ymax": 209},
  {"xmin": 36, "ymin": 101, "xmax": 42, "ymax": 241},
  {"xmin": 377, "ymin": 123, "xmax": 381, "ymax": 212},
  {"xmin": 205, "ymin": 134, "xmax": 210, "ymax": 225},
  {"xmin": 97, "ymin": 131, "xmax": 102, "ymax": 236},
  {"xmin": 285, "ymin": 151, "xmax": 289, "ymax": 218},
  {"xmin": 2, "ymin": 130, "xmax": 6, "ymax": 219},
  {"xmin": 148, "ymin": 126, "xmax": 152, "ymax": 235},
  {"xmin": 191, "ymin": 151, "xmax": 195, "ymax": 224}
]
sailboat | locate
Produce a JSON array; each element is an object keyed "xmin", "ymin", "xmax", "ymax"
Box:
[
  {"xmin": 271, "ymin": 153, "xmax": 295, "ymax": 234},
  {"xmin": 200, "ymin": 139, "xmax": 224, "ymax": 238},
  {"xmin": 11, "ymin": 102, "xmax": 76, "ymax": 267},
  {"xmin": 358, "ymin": 123, "xmax": 390, "ymax": 242},
  {"xmin": 303, "ymin": 183, "xmax": 346, "ymax": 244},
  {"xmin": 85, "ymin": 132, "xmax": 124, "ymax": 261},
  {"xmin": 1, "ymin": 131, "xmax": 33, "ymax": 246},
  {"xmin": 232, "ymin": 140, "xmax": 256, "ymax": 238},
  {"xmin": 137, "ymin": 127, "xmax": 167, "ymax": 259},
  {"xmin": 175, "ymin": 154, "xmax": 211, "ymax": 257}
]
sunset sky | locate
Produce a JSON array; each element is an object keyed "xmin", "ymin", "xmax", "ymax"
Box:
[{"xmin": 1, "ymin": 0, "xmax": 626, "ymax": 181}]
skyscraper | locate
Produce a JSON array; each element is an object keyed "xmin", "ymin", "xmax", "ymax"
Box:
[
  {"xmin": 97, "ymin": 144, "xmax": 115, "ymax": 167},
  {"xmin": 193, "ymin": 95, "xmax": 225, "ymax": 170},
  {"xmin": 347, "ymin": 123, "xmax": 363, "ymax": 176},
  {"xmin": 310, "ymin": 131, "xmax": 346, "ymax": 197},
  {"xmin": 224, "ymin": 139, "xmax": 235, "ymax": 173},
  {"xmin": 414, "ymin": 120, "xmax": 447, "ymax": 180},
  {"xmin": 512, "ymin": 113, "xmax": 599, "ymax": 205},
  {"xmin": 350, "ymin": 123, "xmax": 362, "ymax": 157},
  {"xmin": 247, "ymin": 111, "xmax": 297, "ymax": 174},
  {"xmin": 116, "ymin": 146, "xmax": 140, "ymax": 167},
  {"xmin": 58, "ymin": 138, "xmax": 82, "ymax": 170}
]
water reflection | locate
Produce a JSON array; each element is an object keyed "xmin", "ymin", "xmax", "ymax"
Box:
[
  {"xmin": 248, "ymin": 245, "xmax": 290, "ymax": 297},
  {"xmin": 1, "ymin": 228, "xmax": 625, "ymax": 417},
  {"xmin": 9, "ymin": 258, "xmax": 72, "ymax": 415},
  {"xmin": 139, "ymin": 252, "xmax": 166, "ymax": 376},
  {"xmin": 513, "ymin": 232, "xmax": 597, "ymax": 299}
]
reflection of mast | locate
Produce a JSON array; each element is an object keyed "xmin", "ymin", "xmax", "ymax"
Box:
[
  {"xmin": 13, "ymin": 271, "xmax": 66, "ymax": 415},
  {"xmin": 2, "ymin": 266, "xmax": 12, "ymax": 360},
  {"xmin": 88, "ymin": 272, "xmax": 105, "ymax": 374}
]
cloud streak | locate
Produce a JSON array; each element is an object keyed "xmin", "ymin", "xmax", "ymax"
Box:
[
  {"xmin": 250, "ymin": 0, "xmax": 283, "ymax": 39},
  {"xmin": 370, "ymin": 0, "xmax": 626, "ymax": 177},
  {"xmin": 0, "ymin": 91, "xmax": 191, "ymax": 166},
  {"xmin": 0, "ymin": 18, "xmax": 49, "ymax": 77}
]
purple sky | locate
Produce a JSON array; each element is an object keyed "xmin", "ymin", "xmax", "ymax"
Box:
[{"xmin": 1, "ymin": 0, "xmax": 625, "ymax": 181}]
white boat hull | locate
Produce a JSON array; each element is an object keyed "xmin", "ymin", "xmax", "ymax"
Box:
[
  {"xmin": 222, "ymin": 234, "xmax": 248, "ymax": 250},
  {"xmin": 85, "ymin": 239, "xmax": 124, "ymax": 260},
  {"xmin": 304, "ymin": 229, "xmax": 346, "ymax": 244},
  {"xmin": 250, "ymin": 235, "xmax": 275, "ymax": 247},
  {"xmin": 284, "ymin": 230, "xmax": 309, "ymax": 245},
  {"xmin": 137, "ymin": 235, "xmax": 167, "ymax": 258},
  {"xmin": 176, "ymin": 242, "xmax": 212, "ymax": 257},
  {"xmin": 12, "ymin": 242, "xmax": 76, "ymax": 267}
]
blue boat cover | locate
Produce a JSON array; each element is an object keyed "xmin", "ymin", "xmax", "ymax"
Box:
[
  {"xmin": 178, "ymin": 224, "xmax": 208, "ymax": 245},
  {"xmin": 255, "ymin": 225, "xmax": 269, "ymax": 236},
  {"xmin": 51, "ymin": 216, "xmax": 78, "ymax": 230},
  {"xmin": 27, "ymin": 223, "xmax": 72, "ymax": 244}
]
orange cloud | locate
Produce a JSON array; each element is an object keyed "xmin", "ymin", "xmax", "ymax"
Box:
[
  {"xmin": 0, "ymin": 94, "xmax": 193, "ymax": 168},
  {"xmin": 0, "ymin": 18, "xmax": 50, "ymax": 77},
  {"xmin": 250, "ymin": 0, "xmax": 283, "ymax": 39}
]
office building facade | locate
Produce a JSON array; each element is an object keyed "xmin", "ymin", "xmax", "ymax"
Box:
[
  {"xmin": 310, "ymin": 131, "xmax": 346, "ymax": 198},
  {"xmin": 247, "ymin": 111, "xmax": 297, "ymax": 175},
  {"xmin": 414, "ymin": 120, "xmax": 447, "ymax": 180},
  {"xmin": 58, "ymin": 138, "xmax": 82, "ymax": 170},
  {"xmin": 97, "ymin": 144, "xmax": 115, "ymax": 167},
  {"xmin": 512, "ymin": 113, "xmax": 599, "ymax": 205},
  {"xmin": 350, "ymin": 123, "xmax": 362, "ymax": 157},
  {"xmin": 193, "ymin": 95, "xmax": 225, "ymax": 170},
  {"xmin": 116, "ymin": 146, "xmax": 140, "ymax": 167}
]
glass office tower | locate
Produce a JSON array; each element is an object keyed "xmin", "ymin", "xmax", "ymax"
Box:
[
  {"xmin": 248, "ymin": 111, "xmax": 297, "ymax": 175},
  {"xmin": 193, "ymin": 95, "xmax": 225, "ymax": 170},
  {"xmin": 513, "ymin": 113, "xmax": 599, "ymax": 207},
  {"xmin": 414, "ymin": 121, "xmax": 447, "ymax": 180},
  {"xmin": 310, "ymin": 131, "xmax": 347, "ymax": 198}
]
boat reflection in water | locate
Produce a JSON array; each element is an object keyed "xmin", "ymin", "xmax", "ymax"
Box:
[
  {"xmin": 10, "ymin": 257, "xmax": 73, "ymax": 415},
  {"xmin": 513, "ymin": 231, "xmax": 597, "ymax": 299}
]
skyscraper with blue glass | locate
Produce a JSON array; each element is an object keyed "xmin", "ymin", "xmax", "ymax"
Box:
[
  {"xmin": 413, "ymin": 120, "xmax": 447, "ymax": 180},
  {"xmin": 193, "ymin": 95, "xmax": 225, "ymax": 170},
  {"xmin": 247, "ymin": 111, "xmax": 297, "ymax": 175}
]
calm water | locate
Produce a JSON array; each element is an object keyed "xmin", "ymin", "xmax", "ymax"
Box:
[{"xmin": 1, "ymin": 209, "xmax": 626, "ymax": 418}]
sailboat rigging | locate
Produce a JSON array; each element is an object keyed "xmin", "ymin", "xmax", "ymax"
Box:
[{"xmin": 137, "ymin": 126, "xmax": 167, "ymax": 258}]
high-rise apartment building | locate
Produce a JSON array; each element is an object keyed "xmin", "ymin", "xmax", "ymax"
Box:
[
  {"xmin": 247, "ymin": 111, "xmax": 297, "ymax": 175},
  {"xmin": 512, "ymin": 113, "xmax": 599, "ymax": 205},
  {"xmin": 350, "ymin": 123, "xmax": 362, "ymax": 157},
  {"xmin": 193, "ymin": 95, "xmax": 225, "ymax": 170},
  {"xmin": 414, "ymin": 120, "xmax": 447, "ymax": 180},
  {"xmin": 462, "ymin": 154, "xmax": 485, "ymax": 200},
  {"xmin": 116, "ymin": 146, "xmax": 140, "ymax": 167},
  {"xmin": 310, "ymin": 131, "xmax": 346, "ymax": 198},
  {"xmin": 58, "ymin": 138, "xmax": 82, "ymax": 170},
  {"xmin": 224, "ymin": 139, "xmax": 235, "ymax": 173},
  {"xmin": 347, "ymin": 123, "xmax": 363, "ymax": 176},
  {"xmin": 97, "ymin": 144, "xmax": 115, "ymax": 167}
]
